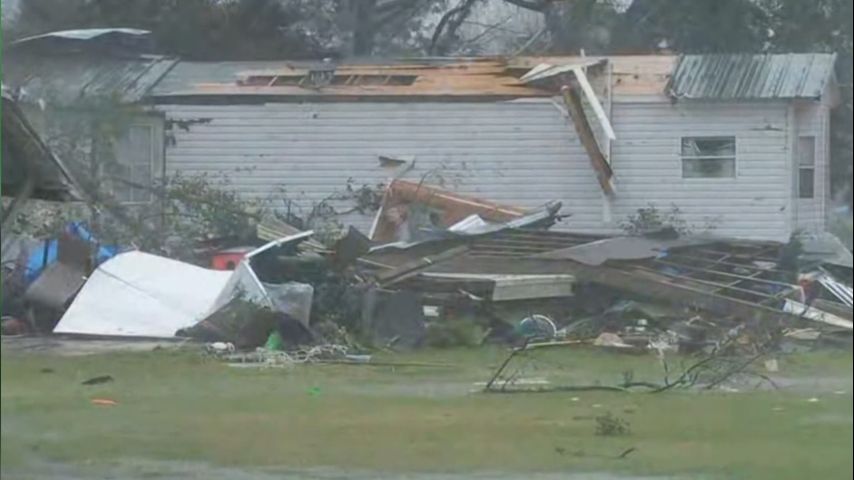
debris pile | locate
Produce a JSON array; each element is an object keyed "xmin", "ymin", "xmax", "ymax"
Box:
[
  {"xmin": 356, "ymin": 185, "xmax": 851, "ymax": 356},
  {"xmin": 2, "ymin": 180, "xmax": 851, "ymax": 370}
]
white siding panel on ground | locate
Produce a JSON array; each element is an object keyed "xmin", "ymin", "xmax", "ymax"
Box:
[{"xmin": 160, "ymin": 100, "xmax": 793, "ymax": 240}]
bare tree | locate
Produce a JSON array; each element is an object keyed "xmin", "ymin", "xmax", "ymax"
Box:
[
  {"xmin": 336, "ymin": 0, "xmax": 446, "ymax": 56},
  {"xmin": 428, "ymin": 0, "xmax": 624, "ymax": 55}
]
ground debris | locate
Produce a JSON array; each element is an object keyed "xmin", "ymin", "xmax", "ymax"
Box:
[
  {"xmin": 210, "ymin": 343, "xmax": 353, "ymax": 367},
  {"xmin": 595, "ymin": 412, "xmax": 632, "ymax": 436},
  {"xmin": 4, "ymin": 178, "xmax": 851, "ymax": 368},
  {"xmin": 81, "ymin": 375, "xmax": 113, "ymax": 386}
]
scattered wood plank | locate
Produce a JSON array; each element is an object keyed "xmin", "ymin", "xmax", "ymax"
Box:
[{"xmin": 375, "ymin": 245, "xmax": 469, "ymax": 287}]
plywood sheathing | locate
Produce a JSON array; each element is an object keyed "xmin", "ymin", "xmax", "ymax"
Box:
[{"xmin": 165, "ymin": 56, "xmax": 677, "ymax": 99}]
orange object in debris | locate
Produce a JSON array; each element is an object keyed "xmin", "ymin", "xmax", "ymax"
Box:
[
  {"xmin": 211, "ymin": 247, "xmax": 253, "ymax": 270},
  {"xmin": 372, "ymin": 180, "xmax": 527, "ymax": 243},
  {"xmin": 91, "ymin": 398, "xmax": 118, "ymax": 406}
]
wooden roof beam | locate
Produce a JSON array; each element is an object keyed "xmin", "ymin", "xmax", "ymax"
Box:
[{"xmin": 561, "ymin": 84, "xmax": 615, "ymax": 196}]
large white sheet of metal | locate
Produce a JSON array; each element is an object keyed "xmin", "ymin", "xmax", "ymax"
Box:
[{"xmin": 54, "ymin": 251, "xmax": 231, "ymax": 337}]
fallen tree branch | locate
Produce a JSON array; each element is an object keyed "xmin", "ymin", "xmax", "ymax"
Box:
[
  {"xmin": 501, "ymin": 0, "xmax": 548, "ymax": 11},
  {"xmin": 483, "ymin": 331, "xmax": 776, "ymax": 394},
  {"xmin": 485, "ymin": 385, "xmax": 631, "ymax": 394},
  {"xmin": 749, "ymin": 371, "xmax": 781, "ymax": 390},
  {"xmin": 702, "ymin": 352, "xmax": 766, "ymax": 390}
]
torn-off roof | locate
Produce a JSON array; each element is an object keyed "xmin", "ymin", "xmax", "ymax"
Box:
[
  {"xmin": 7, "ymin": 52, "xmax": 837, "ymax": 102},
  {"xmin": 9, "ymin": 28, "xmax": 154, "ymax": 56},
  {"xmin": 11, "ymin": 28, "xmax": 151, "ymax": 45},
  {"xmin": 667, "ymin": 53, "xmax": 837, "ymax": 100},
  {"xmin": 150, "ymin": 56, "xmax": 678, "ymax": 100}
]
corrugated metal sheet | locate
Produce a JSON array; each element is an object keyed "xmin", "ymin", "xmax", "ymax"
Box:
[
  {"xmin": 151, "ymin": 61, "xmax": 305, "ymax": 97},
  {"xmin": 668, "ymin": 54, "xmax": 836, "ymax": 100},
  {"xmin": 2, "ymin": 53, "xmax": 178, "ymax": 106}
]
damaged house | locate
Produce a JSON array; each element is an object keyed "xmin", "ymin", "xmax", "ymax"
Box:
[{"xmin": 2, "ymin": 29, "xmax": 841, "ymax": 242}]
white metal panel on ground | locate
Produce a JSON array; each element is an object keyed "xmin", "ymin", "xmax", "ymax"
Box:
[
  {"xmin": 55, "ymin": 252, "xmax": 232, "ymax": 337},
  {"xmin": 160, "ymin": 100, "xmax": 795, "ymax": 240}
]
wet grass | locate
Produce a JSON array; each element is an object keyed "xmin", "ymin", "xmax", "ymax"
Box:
[{"xmin": 1, "ymin": 346, "xmax": 852, "ymax": 479}]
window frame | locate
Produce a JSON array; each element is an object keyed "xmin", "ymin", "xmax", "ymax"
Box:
[
  {"xmin": 679, "ymin": 135, "xmax": 738, "ymax": 180},
  {"xmin": 108, "ymin": 123, "xmax": 157, "ymax": 204},
  {"xmin": 797, "ymin": 135, "xmax": 816, "ymax": 199}
]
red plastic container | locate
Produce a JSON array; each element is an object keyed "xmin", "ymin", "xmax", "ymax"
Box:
[{"xmin": 210, "ymin": 247, "xmax": 253, "ymax": 270}]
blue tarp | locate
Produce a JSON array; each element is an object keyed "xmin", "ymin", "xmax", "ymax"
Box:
[{"xmin": 24, "ymin": 222, "xmax": 118, "ymax": 282}]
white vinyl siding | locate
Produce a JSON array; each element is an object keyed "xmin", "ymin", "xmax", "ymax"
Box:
[
  {"xmin": 607, "ymin": 102, "xmax": 790, "ymax": 240},
  {"xmin": 160, "ymin": 102, "xmax": 591, "ymax": 233},
  {"xmin": 160, "ymin": 100, "xmax": 794, "ymax": 241}
]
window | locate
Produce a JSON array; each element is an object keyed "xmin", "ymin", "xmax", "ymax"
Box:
[
  {"xmin": 798, "ymin": 136, "xmax": 816, "ymax": 199},
  {"xmin": 109, "ymin": 125, "xmax": 155, "ymax": 203},
  {"xmin": 681, "ymin": 136, "xmax": 736, "ymax": 178}
]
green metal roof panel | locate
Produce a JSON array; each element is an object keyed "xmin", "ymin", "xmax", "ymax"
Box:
[
  {"xmin": 149, "ymin": 61, "xmax": 296, "ymax": 96},
  {"xmin": 667, "ymin": 54, "xmax": 837, "ymax": 100},
  {"xmin": 2, "ymin": 53, "xmax": 178, "ymax": 106}
]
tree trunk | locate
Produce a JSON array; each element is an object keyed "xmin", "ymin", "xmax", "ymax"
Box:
[
  {"xmin": 341, "ymin": 0, "xmax": 378, "ymax": 56},
  {"xmin": 542, "ymin": 2, "xmax": 604, "ymax": 54}
]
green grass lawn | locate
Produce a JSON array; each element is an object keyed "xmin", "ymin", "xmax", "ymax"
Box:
[{"xmin": 1, "ymin": 345, "xmax": 852, "ymax": 479}]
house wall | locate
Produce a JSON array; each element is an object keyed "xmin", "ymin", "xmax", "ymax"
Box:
[
  {"xmin": 608, "ymin": 101, "xmax": 792, "ymax": 240},
  {"xmin": 793, "ymin": 101, "xmax": 831, "ymax": 232},
  {"xmin": 15, "ymin": 106, "xmax": 165, "ymax": 203},
  {"xmin": 159, "ymin": 100, "xmax": 797, "ymax": 240},
  {"xmin": 159, "ymin": 102, "xmax": 591, "ymax": 233}
]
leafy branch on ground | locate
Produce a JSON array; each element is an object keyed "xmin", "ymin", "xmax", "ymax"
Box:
[
  {"xmin": 595, "ymin": 412, "xmax": 631, "ymax": 436},
  {"xmin": 485, "ymin": 323, "xmax": 778, "ymax": 394}
]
